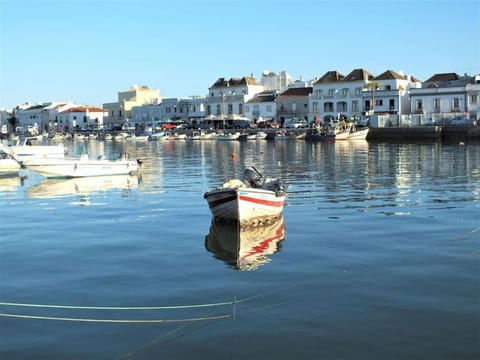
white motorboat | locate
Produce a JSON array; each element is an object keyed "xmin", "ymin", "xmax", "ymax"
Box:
[
  {"xmin": 255, "ymin": 131, "xmax": 268, "ymax": 140},
  {"xmin": 204, "ymin": 167, "xmax": 286, "ymax": 224},
  {"xmin": 215, "ymin": 132, "xmax": 241, "ymax": 141},
  {"xmin": 23, "ymin": 154, "xmax": 139, "ymax": 178},
  {"xmin": 7, "ymin": 137, "xmax": 66, "ymax": 163},
  {"xmin": 148, "ymin": 131, "xmax": 168, "ymax": 141},
  {"xmin": 205, "ymin": 215, "xmax": 286, "ymax": 271},
  {"xmin": 0, "ymin": 146, "xmax": 21, "ymax": 177}
]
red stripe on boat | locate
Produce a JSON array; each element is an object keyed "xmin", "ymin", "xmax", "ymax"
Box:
[{"xmin": 239, "ymin": 195, "xmax": 284, "ymax": 207}]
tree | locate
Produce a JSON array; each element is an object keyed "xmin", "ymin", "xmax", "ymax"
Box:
[{"xmin": 364, "ymin": 81, "xmax": 382, "ymax": 114}]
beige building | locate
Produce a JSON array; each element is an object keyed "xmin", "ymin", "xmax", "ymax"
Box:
[{"xmin": 103, "ymin": 85, "xmax": 160, "ymax": 129}]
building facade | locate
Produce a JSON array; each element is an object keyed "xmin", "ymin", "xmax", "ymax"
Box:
[
  {"xmin": 276, "ymin": 86, "xmax": 312, "ymax": 126},
  {"xmin": 408, "ymin": 73, "xmax": 480, "ymax": 124},
  {"xmin": 103, "ymin": 85, "xmax": 160, "ymax": 129},
  {"xmin": 244, "ymin": 91, "xmax": 278, "ymax": 123}
]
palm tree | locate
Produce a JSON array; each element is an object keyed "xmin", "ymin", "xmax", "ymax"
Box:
[{"xmin": 364, "ymin": 81, "xmax": 382, "ymax": 115}]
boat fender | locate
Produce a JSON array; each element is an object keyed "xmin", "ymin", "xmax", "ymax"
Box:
[{"xmin": 137, "ymin": 159, "xmax": 143, "ymax": 165}]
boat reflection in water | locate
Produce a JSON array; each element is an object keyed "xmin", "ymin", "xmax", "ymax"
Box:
[
  {"xmin": 27, "ymin": 175, "xmax": 139, "ymax": 200},
  {"xmin": 0, "ymin": 176, "xmax": 23, "ymax": 193},
  {"xmin": 205, "ymin": 215, "xmax": 286, "ymax": 271}
]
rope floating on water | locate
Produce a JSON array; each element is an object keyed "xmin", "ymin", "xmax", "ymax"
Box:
[
  {"xmin": 0, "ymin": 312, "xmax": 232, "ymax": 323},
  {"xmin": 0, "ymin": 301, "xmax": 231, "ymax": 310},
  {"xmin": 0, "ymin": 294, "xmax": 262, "ymax": 310},
  {"xmin": 0, "ymin": 295, "xmax": 264, "ymax": 323}
]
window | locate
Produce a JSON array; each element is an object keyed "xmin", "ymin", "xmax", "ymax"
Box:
[
  {"xmin": 313, "ymin": 102, "xmax": 318, "ymax": 113},
  {"xmin": 324, "ymin": 102, "xmax": 334, "ymax": 112},
  {"xmin": 216, "ymin": 104, "xmax": 221, "ymax": 115},
  {"xmin": 315, "ymin": 90, "xmax": 322, "ymax": 98},
  {"xmin": 245, "ymin": 105, "xmax": 250, "ymax": 113},
  {"xmin": 415, "ymin": 100, "xmax": 423, "ymax": 112},
  {"xmin": 385, "ymin": 85, "xmax": 391, "ymax": 90},
  {"xmin": 239, "ymin": 103, "xmax": 243, "ymax": 114},
  {"xmin": 470, "ymin": 94, "xmax": 478, "ymax": 104},
  {"xmin": 453, "ymin": 98, "xmax": 460, "ymax": 110},
  {"xmin": 292, "ymin": 103, "xmax": 297, "ymax": 112},
  {"xmin": 351, "ymin": 101, "xmax": 358, "ymax": 112},
  {"xmin": 389, "ymin": 99, "xmax": 395, "ymax": 111},
  {"xmin": 375, "ymin": 99, "xmax": 383, "ymax": 106},
  {"xmin": 342, "ymin": 88, "xmax": 348, "ymax": 96},
  {"xmin": 355, "ymin": 87, "xmax": 362, "ymax": 96},
  {"xmin": 227, "ymin": 104, "xmax": 233, "ymax": 114},
  {"xmin": 433, "ymin": 98, "xmax": 440, "ymax": 111},
  {"xmin": 328, "ymin": 89, "xmax": 336, "ymax": 96}
]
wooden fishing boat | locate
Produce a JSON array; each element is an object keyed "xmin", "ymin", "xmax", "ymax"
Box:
[{"xmin": 204, "ymin": 167, "xmax": 286, "ymax": 224}]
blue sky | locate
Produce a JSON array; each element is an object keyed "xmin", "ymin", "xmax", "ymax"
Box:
[{"xmin": 1, "ymin": 0, "xmax": 478, "ymax": 110}]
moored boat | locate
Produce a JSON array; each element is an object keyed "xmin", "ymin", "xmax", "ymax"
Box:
[
  {"xmin": 335, "ymin": 122, "xmax": 369, "ymax": 140},
  {"xmin": 215, "ymin": 132, "xmax": 241, "ymax": 141},
  {"xmin": 304, "ymin": 126, "xmax": 336, "ymax": 142},
  {"xmin": 204, "ymin": 167, "xmax": 286, "ymax": 225},
  {"xmin": 7, "ymin": 137, "xmax": 66, "ymax": 163}
]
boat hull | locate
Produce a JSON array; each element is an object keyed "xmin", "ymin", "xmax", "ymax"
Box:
[
  {"xmin": 23, "ymin": 158, "xmax": 138, "ymax": 178},
  {"xmin": 347, "ymin": 127, "xmax": 369, "ymax": 140},
  {"xmin": 204, "ymin": 187, "xmax": 285, "ymax": 224},
  {"xmin": 9, "ymin": 144, "xmax": 66, "ymax": 163}
]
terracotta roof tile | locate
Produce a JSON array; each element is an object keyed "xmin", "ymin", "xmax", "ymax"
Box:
[
  {"xmin": 277, "ymin": 87, "xmax": 313, "ymax": 97},
  {"xmin": 374, "ymin": 70, "xmax": 405, "ymax": 81},
  {"xmin": 342, "ymin": 68, "xmax": 374, "ymax": 82},
  {"xmin": 314, "ymin": 70, "xmax": 345, "ymax": 84},
  {"xmin": 210, "ymin": 76, "xmax": 260, "ymax": 88},
  {"xmin": 424, "ymin": 73, "xmax": 459, "ymax": 83}
]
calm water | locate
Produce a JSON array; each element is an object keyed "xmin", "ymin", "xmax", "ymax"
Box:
[{"xmin": 0, "ymin": 138, "xmax": 479, "ymax": 359}]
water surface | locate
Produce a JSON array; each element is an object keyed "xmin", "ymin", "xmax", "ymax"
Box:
[{"xmin": 0, "ymin": 139, "xmax": 479, "ymax": 359}]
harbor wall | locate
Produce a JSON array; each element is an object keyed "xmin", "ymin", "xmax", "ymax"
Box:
[{"xmin": 367, "ymin": 126, "xmax": 480, "ymax": 142}]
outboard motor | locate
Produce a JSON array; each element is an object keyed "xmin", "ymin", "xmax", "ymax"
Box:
[{"xmin": 244, "ymin": 167, "xmax": 263, "ymax": 187}]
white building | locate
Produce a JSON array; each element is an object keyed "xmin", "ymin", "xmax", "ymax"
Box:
[
  {"xmin": 57, "ymin": 106, "xmax": 107, "ymax": 131},
  {"xmin": 362, "ymin": 70, "xmax": 422, "ymax": 116},
  {"xmin": 261, "ymin": 70, "xmax": 293, "ymax": 92},
  {"xmin": 244, "ymin": 91, "xmax": 278, "ymax": 123},
  {"xmin": 205, "ymin": 76, "xmax": 264, "ymax": 128},
  {"xmin": 409, "ymin": 73, "xmax": 480, "ymax": 124}
]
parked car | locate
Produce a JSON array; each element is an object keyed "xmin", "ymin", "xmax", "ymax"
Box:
[
  {"xmin": 257, "ymin": 121, "xmax": 278, "ymax": 129},
  {"xmin": 285, "ymin": 119, "xmax": 308, "ymax": 128}
]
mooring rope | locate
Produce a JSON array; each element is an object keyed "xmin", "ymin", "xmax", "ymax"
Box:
[
  {"xmin": 0, "ymin": 312, "xmax": 232, "ymax": 323},
  {"xmin": 0, "ymin": 295, "xmax": 264, "ymax": 323},
  {"xmin": 0, "ymin": 301, "xmax": 230, "ymax": 310},
  {"xmin": 0, "ymin": 294, "xmax": 262, "ymax": 310}
]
